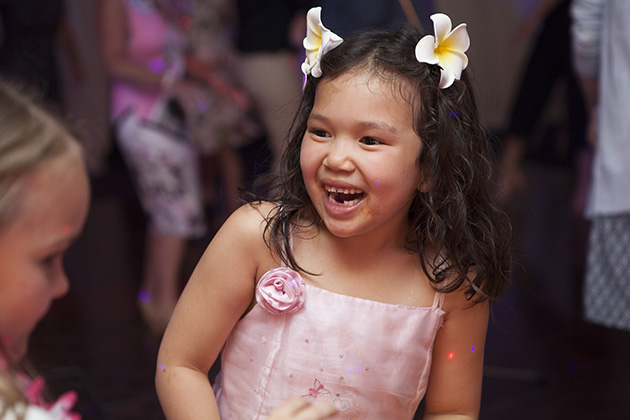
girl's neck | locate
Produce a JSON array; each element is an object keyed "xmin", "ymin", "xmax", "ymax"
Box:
[{"xmin": 318, "ymin": 220, "xmax": 411, "ymax": 262}]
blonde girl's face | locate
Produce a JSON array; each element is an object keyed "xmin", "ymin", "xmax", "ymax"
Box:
[
  {"xmin": 300, "ymin": 71, "xmax": 423, "ymax": 242},
  {"xmin": 0, "ymin": 149, "xmax": 89, "ymax": 360}
]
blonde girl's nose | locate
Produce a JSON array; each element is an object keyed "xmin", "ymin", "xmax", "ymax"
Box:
[{"xmin": 51, "ymin": 271, "xmax": 71, "ymax": 300}]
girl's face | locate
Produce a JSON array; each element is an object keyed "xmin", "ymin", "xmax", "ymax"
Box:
[
  {"xmin": 0, "ymin": 150, "xmax": 89, "ymax": 360},
  {"xmin": 300, "ymin": 71, "xmax": 423, "ymax": 242}
]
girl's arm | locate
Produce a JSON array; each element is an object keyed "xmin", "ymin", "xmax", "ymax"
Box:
[
  {"xmin": 155, "ymin": 204, "xmax": 271, "ymax": 419},
  {"xmin": 98, "ymin": 0, "xmax": 163, "ymax": 87},
  {"xmin": 422, "ymin": 290, "xmax": 490, "ymax": 420}
]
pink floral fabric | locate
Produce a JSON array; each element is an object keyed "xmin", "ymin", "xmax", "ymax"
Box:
[
  {"xmin": 255, "ymin": 268, "xmax": 306, "ymax": 314},
  {"xmin": 23, "ymin": 375, "xmax": 81, "ymax": 420},
  {"xmin": 0, "ymin": 357, "xmax": 80, "ymax": 420}
]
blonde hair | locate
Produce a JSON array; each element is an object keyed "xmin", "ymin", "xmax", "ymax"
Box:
[
  {"xmin": 0, "ymin": 80, "xmax": 81, "ymax": 228},
  {"xmin": 0, "ymin": 80, "xmax": 82, "ymax": 419},
  {"xmin": 0, "ymin": 359, "xmax": 27, "ymax": 420}
]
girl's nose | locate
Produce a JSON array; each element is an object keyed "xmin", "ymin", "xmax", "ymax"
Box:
[
  {"xmin": 51, "ymin": 271, "xmax": 70, "ymax": 300},
  {"xmin": 322, "ymin": 137, "xmax": 355, "ymax": 171}
]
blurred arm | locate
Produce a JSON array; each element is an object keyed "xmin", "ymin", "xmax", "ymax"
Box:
[
  {"xmin": 423, "ymin": 291, "xmax": 490, "ymax": 420},
  {"xmin": 98, "ymin": 0, "xmax": 162, "ymax": 87}
]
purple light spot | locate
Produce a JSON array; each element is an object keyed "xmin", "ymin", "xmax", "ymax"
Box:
[
  {"xmin": 471, "ymin": 346, "xmax": 476, "ymax": 352},
  {"xmin": 196, "ymin": 99, "xmax": 210, "ymax": 113},
  {"xmin": 375, "ymin": 179, "xmax": 380, "ymax": 187},
  {"xmin": 158, "ymin": 364, "xmax": 166, "ymax": 371},
  {"xmin": 150, "ymin": 59, "xmax": 165, "ymax": 74},
  {"xmin": 138, "ymin": 289, "xmax": 152, "ymax": 303},
  {"xmin": 356, "ymin": 365, "xmax": 360, "ymax": 371}
]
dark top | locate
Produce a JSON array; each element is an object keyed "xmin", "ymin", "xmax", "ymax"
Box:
[
  {"xmin": 236, "ymin": 0, "xmax": 315, "ymax": 53},
  {"xmin": 0, "ymin": 0, "xmax": 65, "ymax": 102},
  {"xmin": 319, "ymin": 0, "xmax": 435, "ymax": 38}
]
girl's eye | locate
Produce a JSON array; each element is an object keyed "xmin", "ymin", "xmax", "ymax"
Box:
[
  {"xmin": 360, "ymin": 137, "xmax": 383, "ymax": 146},
  {"xmin": 309, "ymin": 129, "xmax": 329, "ymax": 138},
  {"xmin": 41, "ymin": 252, "xmax": 64, "ymax": 270}
]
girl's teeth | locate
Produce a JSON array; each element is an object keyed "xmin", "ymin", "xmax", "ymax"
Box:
[
  {"xmin": 325, "ymin": 185, "xmax": 365, "ymax": 206},
  {"xmin": 326, "ymin": 186, "xmax": 361, "ymax": 194},
  {"xmin": 327, "ymin": 195, "xmax": 360, "ymax": 206}
]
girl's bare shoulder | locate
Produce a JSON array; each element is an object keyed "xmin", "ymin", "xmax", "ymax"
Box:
[
  {"xmin": 222, "ymin": 201, "xmax": 276, "ymax": 234},
  {"xmin": 212, "ymin": 201, "xmax": 279, "ymax": 263}
]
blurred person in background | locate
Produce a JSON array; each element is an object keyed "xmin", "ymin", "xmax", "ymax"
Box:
[
  {"xmin": 497, "ymin": 0, "xmax": 588, "ymax": 209},
  {"xmin": 572, "ymin": 0, "xmax": 630, "ymax": 333},
  {"xmin": 0, "ymin": 0, "xmax": 82, "ymax": 106},
  {"xmin": 183, "ymin": 0, "xmax": 259, "ymax": 223},
  {"xmin": 234, "ymin": 0, "xmax": 312, "ymax": 173},
  {"xmin": 99, "ymin": 0, "xmax": 207, "ymax": 337}
]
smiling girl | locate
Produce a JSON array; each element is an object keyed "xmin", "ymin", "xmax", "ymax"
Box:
[{"xmin": 156, "ymin": 8, "xmax": 511, "ymax": 420}]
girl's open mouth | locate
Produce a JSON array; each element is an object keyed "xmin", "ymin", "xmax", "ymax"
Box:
[{"xmin": 325, "ymin": 186, "xmax": 365, "ymax": 206}]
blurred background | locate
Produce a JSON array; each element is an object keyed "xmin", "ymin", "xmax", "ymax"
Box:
[{"xmin": 5, "ymin": 0, "xmax": 629, "ymax": 418}]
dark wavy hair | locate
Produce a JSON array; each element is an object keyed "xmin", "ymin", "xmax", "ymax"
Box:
[{"xmin": 253, "ymin": 24, "xmax": 511, "ymax": 302}]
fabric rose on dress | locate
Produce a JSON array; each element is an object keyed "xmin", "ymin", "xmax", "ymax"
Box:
[
  {"xmin": 256, "ymin": 268, "xmax": 306, "ymax": 314},
  {"xmin": 301, "ymin": 7, "xmax": 343, "ymax": 80},
  {"xmin": 414, "ymin": 13, "xmax": 470, "ymax": 89}
]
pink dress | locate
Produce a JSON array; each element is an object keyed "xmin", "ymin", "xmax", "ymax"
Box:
[
  {"xmin": 214, "ymin": 268, "xmax": 445, "ymax": 419},
  {"xmin": 110, "ymin": 0, "xmax": 184, "ymax": 121}
]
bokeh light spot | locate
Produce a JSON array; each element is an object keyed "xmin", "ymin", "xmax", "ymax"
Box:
[
  {"xmin": 179, "ymin": 15, "xmax": 193, "ymax": 30},
  {"xmin": 138, "ymin": 289, "xmax": 152, "ymax": 303},
  {"xmin": 150, "ymin": 59, "xmax": 165, "ymax": 74}
]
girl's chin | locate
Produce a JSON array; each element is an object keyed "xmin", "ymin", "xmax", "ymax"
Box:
[{"xmin": 2, "ymin": 335, "xmax": 29, "ymax": 361}]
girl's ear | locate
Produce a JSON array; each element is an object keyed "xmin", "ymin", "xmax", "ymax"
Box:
[
  {"xmin": 417, "ymin": 178, "xmax": 431, "ymax": 193},
  {"xmin": 417, "ymin": 163, "xmax": 432, "ymax": 193}
]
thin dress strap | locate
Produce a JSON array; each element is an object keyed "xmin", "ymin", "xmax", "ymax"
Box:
[
  {"xmin": 432, "ymin": 290, "xmax": 445, "ymax": 309},
  {"xmin": 280, "ymin": 231, "xmax": 294, "ymax": 268}
]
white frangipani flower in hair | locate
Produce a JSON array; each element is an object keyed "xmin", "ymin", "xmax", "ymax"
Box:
[
  {"xmin": 415, "ymin": 13, "xmax": 470, "ymax": 89},
  {"xmin": 301, "ymin": 7, "xmax": 343, "ymax": 79}
]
